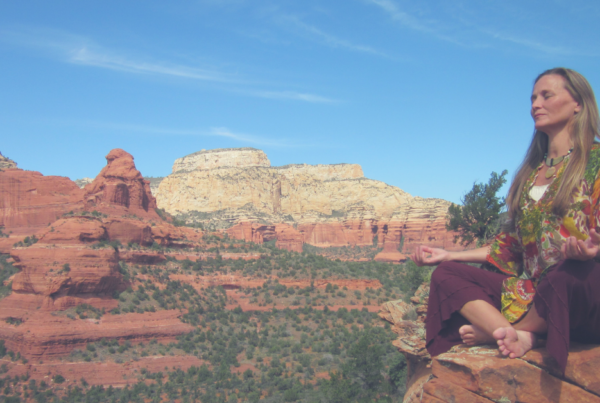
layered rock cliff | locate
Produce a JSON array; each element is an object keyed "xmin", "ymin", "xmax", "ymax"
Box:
[
  {"xmin": 0, "ymin": 149, "xmax": 204, "ymax": 360},
  {"xmin": 156, "ymin": 148, "xmax": 460, "ymax": 256},
  {"xmin": 0, "ymin": 168, "xmax": 83, "ymax": 235}
]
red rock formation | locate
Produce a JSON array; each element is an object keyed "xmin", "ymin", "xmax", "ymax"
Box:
[
  {"xmin": 227, "ymin": 222, "xmax": 274, "ymax": 244},
  {"xmin": 0, "ymin": 309, "xmax": 193, "ymax": 359},
  {"xmin": 274, "ymin": 224, "xmax": 303, "ymax": 253},
  {"xmin": 36, "ymin": 216, "xmax": 107, "ymax": 244},
  {"xmin": 10, "ymin": 245, "xmax": 122, "ymax": 303},
  {"xmin": 0, "ymin": 169, "xmax": 82, "ymax": 235},
  {"xmin": 228, "ymin": 215, "xmax": 463, "ymax": 256},
  {"xmin": 104, "ymin": 217, "xmax": 153, "ymax": 246},
  {"xmin": 150, "ymin": 222, "xmax": 202, "ymax": 247},
  {"xmin": 227, "ymin": 222, "xmax": 304, "ymax": 253},
  {"xmin": 83, "ymin": 149, "xmax": 158, "ymax": 219}
]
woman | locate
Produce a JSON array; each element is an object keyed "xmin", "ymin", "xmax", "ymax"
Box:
[{"xmin": 412, "ymin": 67, "xmax": 600, "ymax": 374}]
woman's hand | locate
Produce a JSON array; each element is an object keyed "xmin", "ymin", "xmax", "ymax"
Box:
[
  {"xmin": 561, "ymin": 228, "xmax": 600, "ymax": 260},
  {"xmin": 411, "ymin": 245, "xmax": 450, "ymax": 267}
]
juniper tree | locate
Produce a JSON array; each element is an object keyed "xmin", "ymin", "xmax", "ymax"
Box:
[{"xmin": 446, "ymin": 170, "xmax": 508, "ymax": 246}]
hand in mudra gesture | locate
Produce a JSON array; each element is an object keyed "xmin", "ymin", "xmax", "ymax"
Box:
[
  {"xmin": 411, "ymin": 245, "xmax": 450, "ymax": 267},
  {"xmin": 562, "ymin": 228, "xmax": 600, "ymax": 260}
]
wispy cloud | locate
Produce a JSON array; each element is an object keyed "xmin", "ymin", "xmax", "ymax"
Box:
[
  {"xmin": 69, "ymin": 47, "xmax": 237, "ymax": 83},
  {"xmin": 0, "ymin": 25, "xmax": 336, "ymax": 103},
  {"xmin": 59, "ymin": 120, "xmax": 290, "ymax": 146},
  {"xmin": 364, "ymin": 0, "xmax": 463, "ymax": 45},
  {"xmin": 481, "ymin": 29, "xmax": 584, "ymax": 56},
  {"xmin": 280, "ymin": 15, "xmax": 389, "ymax": 58},
  {"xmin": 253, "ymin": 90, "xmax": 337, "ymax": 103},
  {"xmin": 365, "ymin": 0, "xmax": 590, "ymax": 56}
]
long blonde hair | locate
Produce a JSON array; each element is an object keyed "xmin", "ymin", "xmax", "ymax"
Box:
[{"xmin": 506, "ymin": 68, "xmax": 600, "ymax": 221}]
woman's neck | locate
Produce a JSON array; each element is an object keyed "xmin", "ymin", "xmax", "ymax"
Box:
[{"xmin": 546, "ymin": 132, "xmax": 572, "ymax": 158}]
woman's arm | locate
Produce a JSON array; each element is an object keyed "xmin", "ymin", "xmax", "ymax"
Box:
[{"xmin": 411, "ymin": 245, "xmax": 489, "ymax": 267}]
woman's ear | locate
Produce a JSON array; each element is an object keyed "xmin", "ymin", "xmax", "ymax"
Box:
[{"xmin": 575, "ymin": 103, "xmax": 582, "ymax": 114}]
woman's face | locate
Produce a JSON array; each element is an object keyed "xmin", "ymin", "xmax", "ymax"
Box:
[{"xmin": 531, "ymin": 74, "xmax": 581, "ymax": 135}]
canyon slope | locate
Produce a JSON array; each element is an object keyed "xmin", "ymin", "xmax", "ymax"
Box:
[
  {"xmin": 0, "ymin": 148, "xmax": 415, "ymax": 401},
  {"xmin": 155, "ymin": 148, "xmax": 461, "ymax": 260}
]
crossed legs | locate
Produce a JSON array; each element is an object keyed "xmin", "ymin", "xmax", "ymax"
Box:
[{"xmin": 458, "ymin": 299, "xmax": 547, "ymax": 358}]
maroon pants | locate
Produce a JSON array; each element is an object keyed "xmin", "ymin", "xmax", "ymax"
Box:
[{"xmin": 426, "ymin": 260, "xmax": 600, "ymax": 374}]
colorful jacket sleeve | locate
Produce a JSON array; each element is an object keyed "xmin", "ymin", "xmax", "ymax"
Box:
[{"xmin": 486, "ymin": 230, "xmax": 523, "ymax": 277}]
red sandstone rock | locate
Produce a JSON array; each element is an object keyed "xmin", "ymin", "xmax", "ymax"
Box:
[
  {"xmin": 274, "ymin": 224, "xmax": 303, "ymax": 253},
  {"xmin": 0, "ymin": 309, "xmax": 193, "ymax": 359},
  {"xmin": 227, "ymin": 222, "xmax": 276, "ymax": 245},
  {"xmin": 83, "ymin": 149, "xmax": 158, "ymax": 218},
  {"xmin": 374, "ymin": 248, "xmax": 408, "ymax": 263},
  {"xmin": 36, "ymin": 216, "xmax": 107, "ymax": 244},
  {"xmin": 422, "ymin": 378, "xmax": 492, "ymax": 403},
  {"xmin": 0, "ymin": 169, "xmax": 82, "ymax": 234},
  {"xmin": 432, "ymin": 348, "xmax": 600, "ymax": 402},
  {"xmin": 381, "ymin": 283, "xmax": 600, "ymax": 403},
  {"xmin": 150, "ymin": 222, "xmax": 202, "ymax": 247},
  {"xmin": 119, "ymin": 250, "xmax": 166, "ymax": 265},
  {"xmin": 104, "ymin": 217, "xmax": 153, "ymax": 246},
  {"xmin": 228, "ymin": 217, "xmax": 463, "ymax": 256},
  {"xmin": 10, "ymin": 245, "xmax": 123, "ymax": 300}
]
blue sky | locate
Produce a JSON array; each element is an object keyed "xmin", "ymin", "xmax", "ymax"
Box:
[{"xmin": 1, "ymin": 0, "xmax": 599, "ymax": 204}]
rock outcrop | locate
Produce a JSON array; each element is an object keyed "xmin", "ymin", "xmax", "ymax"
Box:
[
  {"xmin": 0, "ymin": 149, "xmax": 207, "ymax": 358},
  {"xmin": 380, "ymin": 284, "xmax": 600, "ymax": 403},
  {"xmin": 0, "ymin": 152, "xmax": 17, "ymax": 170},
  {"xmin": 9, "ymin": 216, "xmax": 124, "ymax": 310},
  {"xmin": 0, "ymin": 309, "xmax": 193, "ymax": 359},
  {"xmin": 83, "ymin": 149, "xmax": 158, "ymax": 218},
  {"xmin": 172, "ymin": 147, "xmax": 270, "ymax": 172},
  {"xmin": 74, "ymin": 177, "xmax": 93, "ymax": 188},
  {"xmin": 157, "ymin": 148, "xmax": 461, "ymax": 255},
  {"xmin": 0, "ymin": 168, "xmax": 83, "ymax": 235}
]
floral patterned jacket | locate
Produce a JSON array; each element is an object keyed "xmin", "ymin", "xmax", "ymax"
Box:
[{"xmin": 487, "ymin": 144, "xmax": 600, "ymax": 323}]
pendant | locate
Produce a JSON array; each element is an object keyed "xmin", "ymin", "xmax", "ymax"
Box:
[{"xmin": 545, "ymin": 166, "xmax": 556, "ymax": 179}]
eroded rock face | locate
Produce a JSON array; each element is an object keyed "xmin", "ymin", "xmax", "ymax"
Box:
[
  {"xmin": 0, "ymin": 152, "xmax": 17, "ymax": 170},
  {"xmin": 157, "ymin": 148, "xmax": 461, "ymax": 254},
  {"xmin": 0, "ymin": 309, "xmax": 193, "ymax": 359},
  {"xmin": 83, "ymin": 149, "xmax": 157, "ymax": 216},
  {"xmin": 10, "ymin": 245, "xmax": 122, "ymax": 300},
  {"xmin": 380, "ymin": 284, "xmax": 600, "ymax": 403},
  {"xmin": 226, "ymin": 222, "xmax": 304, "ymax": 253},
  {"xmin": 172, "ymin": 147, "xmax": 270, "ymax": 173},
  {"xmin": 0, "ymin": 169, "xmax": 83, "ymax": 235}
]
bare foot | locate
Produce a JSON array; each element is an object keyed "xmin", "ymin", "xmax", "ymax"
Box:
[
  {"xmin": 493, "ymin": 326, "xmax": 537, "ymax": 358},
  {"xmin": 459, "ymin": 324, "xmax": 494, "ymax": 346}
]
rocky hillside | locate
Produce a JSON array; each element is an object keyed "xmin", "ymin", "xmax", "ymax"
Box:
[
  {"xmin": 156, "ymin": 148, "xmax": 462, "ymax": 261},
  {"xmin": 0, "ymin": 149, "xmax": 419, "ymax": 401}
]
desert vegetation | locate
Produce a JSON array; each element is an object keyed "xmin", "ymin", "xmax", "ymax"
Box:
[{"xmin": 0, "ymin": 237, "xmax": 429, "ymax": 402}]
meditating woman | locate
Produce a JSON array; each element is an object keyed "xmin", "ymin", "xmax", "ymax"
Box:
[{"xmin": 411, "ymin": 67, "xmax": 600, "ymax": 374}]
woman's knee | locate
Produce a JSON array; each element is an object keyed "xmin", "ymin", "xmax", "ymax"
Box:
[
  {"xmin": 539, "ymin": 260, "xmax": 599, "ymax": 296},
  {"xmin": 430, "ymin": 261, "xmax": 460, "ymax": 285},
  {"xmin": 545, "ymin": 259, "xmax": 598, "ymax": 283}
]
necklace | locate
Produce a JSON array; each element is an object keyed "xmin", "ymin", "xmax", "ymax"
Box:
[{"xmin": 543, "ymin": 148, "xmax": 573, "ymax": 179}]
